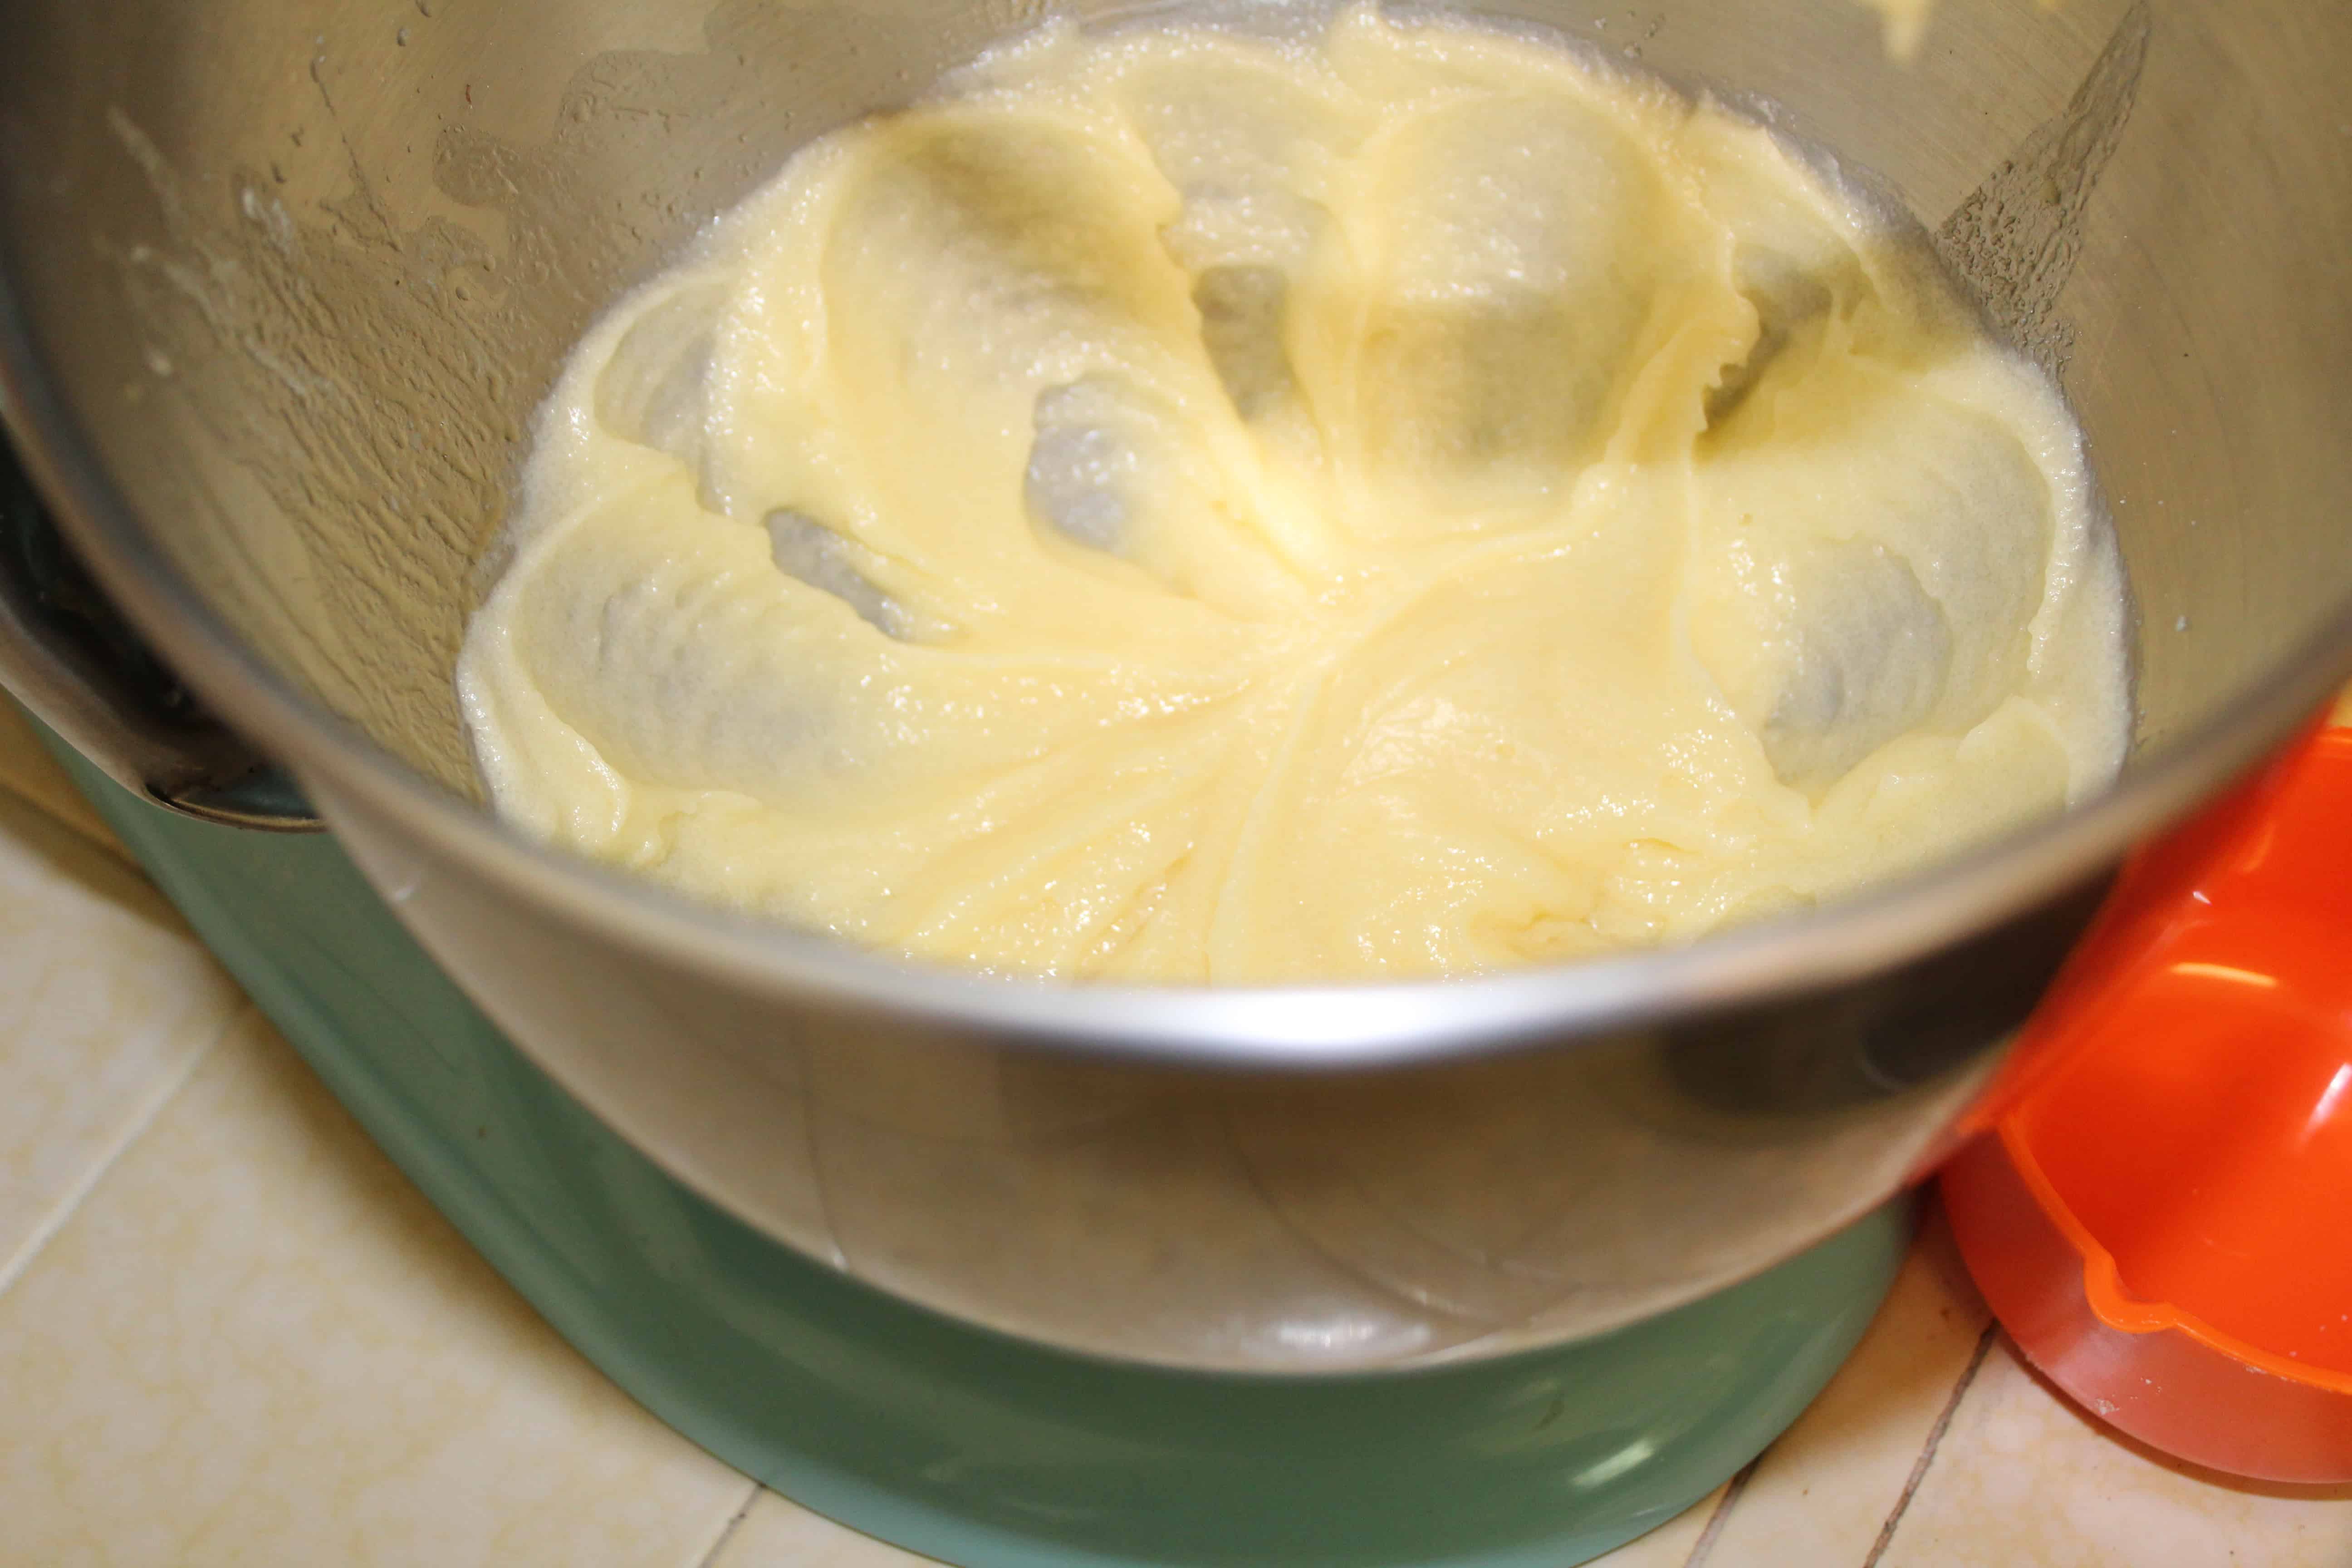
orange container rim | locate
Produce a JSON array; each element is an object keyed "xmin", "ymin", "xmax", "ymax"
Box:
[{"xmin": 1994, "ymin": 1119, "xmax": 2352, "ymax": 1396}]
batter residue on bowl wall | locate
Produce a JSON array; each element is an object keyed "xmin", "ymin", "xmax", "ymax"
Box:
[{"xmin": 457, "ymin": 5, "xmax": 2129, "ymax": 983}]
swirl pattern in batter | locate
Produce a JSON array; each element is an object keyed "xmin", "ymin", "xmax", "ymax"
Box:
[{"xmin": 458, "ymin": 7, "xmax": 2130, "ymax": 982}]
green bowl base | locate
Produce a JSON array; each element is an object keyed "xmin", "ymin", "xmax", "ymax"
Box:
[{"xmin": 49, "ymin": 732, "xmax": 1908, "ymax": 1568}]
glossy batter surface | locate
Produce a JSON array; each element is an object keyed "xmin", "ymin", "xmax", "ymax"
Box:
[{"xmin": 459, "ymin": 8, "xmax": 2129, "ymax": 982}]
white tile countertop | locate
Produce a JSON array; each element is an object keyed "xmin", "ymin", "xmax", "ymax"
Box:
[{"xmin": 2, "ymin": 698, "xmax": 2348, "ymax": 1568}]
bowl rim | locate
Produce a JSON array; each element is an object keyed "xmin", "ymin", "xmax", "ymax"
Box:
[
  {"xmin": 9, "ymin": 260, "xmax": 2352, "ymax": 1071},
  {"xmin": 1943, "ymin": 1128, "xmax": 2352, "ymax": 1486},
  {"xmin": 1994, "ymin": 1122, "xmax": 2352, "ymax": 1396}
]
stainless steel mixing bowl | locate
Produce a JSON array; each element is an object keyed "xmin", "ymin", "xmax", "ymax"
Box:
[{"xmin": 2, "ymin": 0, "xmax": 2348, "ymax": 1372}]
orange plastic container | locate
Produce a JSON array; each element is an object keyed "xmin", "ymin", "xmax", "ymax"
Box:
[{"xmin": 1943, "ymin": 720, "xmax": 2352, "ymax": 1484}]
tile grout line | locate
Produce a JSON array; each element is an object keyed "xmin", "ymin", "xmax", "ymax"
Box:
[
  {"xmin": 688, "ymin": 1480, "xmax": 765, "ymax": 1568},
  {"xmin": 0, "ymin": 997, "xmax": 248, "ymax": 1302},
  {"xmin": 1856, "ymin": 1322, "xmax": 1999, "ymax": 1568},
  {"xmin": 1676, "ymin": 1455, "xmax": 1763, "ymax": 1568}
]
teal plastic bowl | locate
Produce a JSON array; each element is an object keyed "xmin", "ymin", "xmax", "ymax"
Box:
[{"xmin": 48, "ymin": 731, "xmax": 1907, "ymax": 1568}]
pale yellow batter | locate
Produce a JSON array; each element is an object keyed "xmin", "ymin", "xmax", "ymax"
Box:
[{"xmin": 458, "ymin": 7, "xmax": 2129, "ymax": 983}]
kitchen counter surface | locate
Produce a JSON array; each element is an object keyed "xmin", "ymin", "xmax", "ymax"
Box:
[{"xmin": 2, "ymin": 699, "xmax": 2347, "ymax": 1568}]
